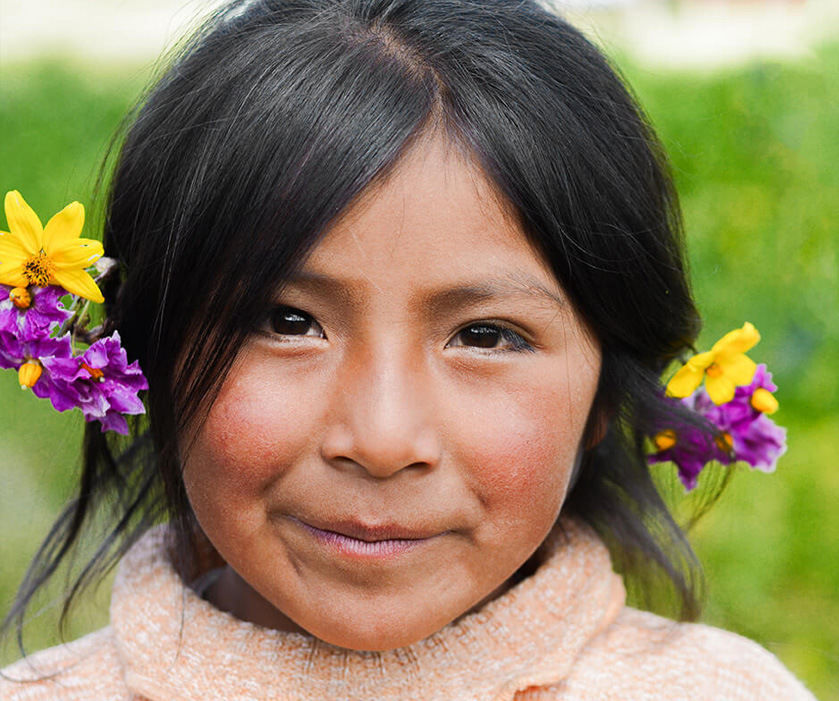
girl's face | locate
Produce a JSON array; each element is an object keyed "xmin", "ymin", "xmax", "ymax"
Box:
[{"xmin": 182, "ymin": 138, "xmax": 601, "ymax": 651}]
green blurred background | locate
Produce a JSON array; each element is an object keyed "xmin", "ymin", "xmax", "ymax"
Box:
[{"xmin": 1, "ymin": 1, "xmax": 837, "ymax": 698}]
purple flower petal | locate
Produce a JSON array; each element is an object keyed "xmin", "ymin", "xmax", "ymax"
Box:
[
  {"xmin": 690, "ymin": 365, "xmax": 787, "ymax": 471},
  {"xmin": 0, "ymin": 329, "xmax": 73, "ymax": 406},
  {"xmin": 0, "ymin": 284, "xmax": 71, "ymax": 340},
  {"xmin": 43, "ymin": 331, "xmax": 147, "ymax": 433},
  {"xmin": 100, "ymin": 411, "xmax": 130, "ymax": 435},
  {"xmin": 0, "ymin": 331, "xmax": 73, "ymax": 369},
  {"xmin": 728, "ymin": 414, "xmax": 787, "ymax": 472},
  {"xmin": 0, "ymin": 330, "xmax": 19, "ymax": 369},
  {"xmin": 648, "ymin": 421, "xmax": 732, "ymax": 491}
]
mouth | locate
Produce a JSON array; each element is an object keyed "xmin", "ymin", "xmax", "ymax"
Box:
[{"xmin": 288, "ymin": 516, "xmax": 444, "ymax": 559}]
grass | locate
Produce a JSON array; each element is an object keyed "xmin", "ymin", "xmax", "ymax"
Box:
[{"xmin": 1, "ymin": 46, "xmax": 837, "ymax": 698}]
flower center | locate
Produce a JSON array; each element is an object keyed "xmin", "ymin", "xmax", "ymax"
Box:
[
  {"xmin": 653, "ymin": 429, "xmax": 677, "ymax": 452},
  {"xmin": 80, "ymin": 361, "xmax": 105, "ymax": 381},
  {"xmin": 23, "ymin": 251, "xmax": 55, "ymax": 287},
  {"xmin": 705, "ymin": 362, "xmax": 723, "ymax": 378},
  {"xmin": 9, "ymin": 286, "xmax": 32, "ymax": 309},
  {"xmin": 751, "ymin": 388, "xmax": 778, "ymax": 414},
  {"xmin": 715, "ymin": 432, "xmax": 734, "ymax": 453},
  {"xmin": 18, "ymin": 359, "xmax": 43, "ymax": 389}
]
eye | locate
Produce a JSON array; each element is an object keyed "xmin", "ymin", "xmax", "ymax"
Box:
[
  {"xmin": 447, "ymin": 323, "xmax": 533, "ymax": 353},
  {"xmin": 266, "ymin": 306, "xmax": 325, "ymax": 338}
]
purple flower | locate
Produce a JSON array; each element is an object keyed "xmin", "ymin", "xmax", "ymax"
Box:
[
  {"xmin": 727, "ymin": 414, "xmax": 787, "ymax": 472},
  {"xmin": 42, "ymin": 331, "xmax": 148, "ymax": 435},
  {"xmin": 0, "ymin": 284, "xmax": 70, "ymax": 340},
  {"xmin": 648, "ymin": 422, "xmax": 732, "ymax": 490},
  {"xmin": 690, "ymin": 366, "xmax": 787, "ymax": 472},
  {"xmin": 0, "ymin": 329, "xmax": 73, "ymax": 398}
]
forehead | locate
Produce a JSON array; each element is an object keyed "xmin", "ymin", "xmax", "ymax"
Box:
[{"xmin": 302, "ymin": 137, "xmax": 559, "ymax": 300}]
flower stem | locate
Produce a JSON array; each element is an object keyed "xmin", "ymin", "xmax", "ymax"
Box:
[{"xmin": 59, "ymin": 295, "xmax": 91, "ymax": 351}]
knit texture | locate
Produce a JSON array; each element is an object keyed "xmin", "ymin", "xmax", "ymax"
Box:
[{"xmin": 1, "ymin": 520, "xmax": 815, "ymax": 700}]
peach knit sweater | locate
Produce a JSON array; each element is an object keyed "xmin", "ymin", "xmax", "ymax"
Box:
[{"xmin": 1, "ymin": 520, "xmax": 814, "ymax": 700}]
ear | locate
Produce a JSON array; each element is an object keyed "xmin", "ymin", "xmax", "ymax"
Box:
[{"xmin": 584, "ymin": 408, "xmax": 609, "ymax": 450}]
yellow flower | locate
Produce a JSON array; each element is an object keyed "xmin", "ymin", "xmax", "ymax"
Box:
[
  {"xmin": 666, "ymin": 322, "xmax": 760, "ymax": 405},
  {"xmin": 0, "ymin": 190, "xmax": 104, "ymax": 303}
]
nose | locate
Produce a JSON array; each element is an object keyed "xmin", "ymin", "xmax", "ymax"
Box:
[{"xmin": 321, "ymin": 346, "xmax": 441, "ymax": 479}]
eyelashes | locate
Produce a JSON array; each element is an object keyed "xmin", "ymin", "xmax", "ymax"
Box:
[
  {"xmin": 260, "ymin": 305, "xmax": 533, "ymax": 353},
  {"xmin": 445, "ymin": 323, "xmax": 534, "ymax": 353}
]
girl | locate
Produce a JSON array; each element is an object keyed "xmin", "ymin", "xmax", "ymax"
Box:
[{"xmin": 0, "ymin": 0, "xmax": 814, "ymax": 698}]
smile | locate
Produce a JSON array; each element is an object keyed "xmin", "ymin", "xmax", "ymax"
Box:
[{"xmin": 290, "ymin": 517, "xmax": 443, "ymax": 559}]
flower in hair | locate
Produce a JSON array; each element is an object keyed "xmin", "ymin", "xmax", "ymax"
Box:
[
  {"xmin": 666, "ymin": 322, "xmax": 760, "ymax": 405},
  {"xmin": 648, "ymin": 422, "xmax": 732, "ymax": 490},
  {"xmin": 0, "ymin": 328, "xmax": 73, "ymax": 394},
  {"xmin": 42, "ymin": 332, "xmax": 147, "ymax": 435},
  {"xmin": 650, "ymin": 325, "xmax": 787, "ymax": 490},
  {"xmin": 1, "ymin": 190, "xmax": 146, "ymax": 434},
  {"xmin": 0, "ymin": 284, "xmax": 71, "ymax": 338},
  {"xmin": 687, "ymin": 364, "xmax": 786, "ymax": 473},
  {"xmin": 0, "ymin": 190, "xmax": 105, "ymax": 303}
]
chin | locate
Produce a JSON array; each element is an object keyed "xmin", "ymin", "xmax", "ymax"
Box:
[{"xmin": 299, "ymin": 608, "xmax": 450, "ymax": 652}]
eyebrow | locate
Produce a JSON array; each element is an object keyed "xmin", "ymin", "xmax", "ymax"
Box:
[
  {"xmin": 281, "ymin": 270, "xmax": 566, "ymax": 313},
  {"xmin": 423, "ymin": 274, "xmax": 566, "ymax": 316}
]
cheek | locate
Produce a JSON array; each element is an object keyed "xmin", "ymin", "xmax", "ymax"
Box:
[
  {"xmin": 182, "ymin": 359, "xmax": 317, "ymax": 515},
  {"xmin": 452, "ymin": 354, "xmax": 599, "ymax": 532},
  {"xmin": 458, "ymin": 387, "xmax": 581, "ymax": 520},
  {"xmin": 470, "ymin": 412, "xmax": 576, "ymax": 515}
]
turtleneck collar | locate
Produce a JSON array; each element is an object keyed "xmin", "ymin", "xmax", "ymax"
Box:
[{"xmin": 110, "ymin": 519, "xmax": 625, "ymax": 701}]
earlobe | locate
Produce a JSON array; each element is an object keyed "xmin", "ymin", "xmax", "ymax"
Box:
[
  {"xmin": 566, "ymin": 414, "xmax": 607, "ymax": 494},
  {"xmin": 584, "ymin": 410, "xmax": 609, "ymax": 450}
]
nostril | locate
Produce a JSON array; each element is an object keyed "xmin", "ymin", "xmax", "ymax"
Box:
[{"xmin": 321, "ymin": 421, "xmax": 441, "ymax": 479}]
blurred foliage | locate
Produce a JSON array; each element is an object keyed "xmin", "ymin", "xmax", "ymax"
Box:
[
  {"xmin": 624, "ymin": 44, "xmax": 839, "ymax": 700},
  {"xmin": 1, "ymin": 43, "xmax": 837, "ymax": 698}
]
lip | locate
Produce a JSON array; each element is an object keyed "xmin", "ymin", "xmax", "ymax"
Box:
[{"xmin": 288, "ymin": 516, "xmax": 444, "ymax": 559}]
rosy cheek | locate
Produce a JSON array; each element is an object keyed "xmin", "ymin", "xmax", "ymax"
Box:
[
  {"xmin": 193, "ymin": 363, "xmax": 313, "ymax": 487},
  {"xmin": 476, "ymin": 424, "xmax": 569, "ymax": 504},
  {"xmin": 462, "ymin": 414, "xmax": 570, "ymax": 513},
  {"xmin": 455, "ymin": 361, "xmax": 594, "ymax": 527}
]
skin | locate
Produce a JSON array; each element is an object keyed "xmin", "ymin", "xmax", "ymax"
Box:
[{"xmin": 182, "ymin": 137, "xmax": 602, "ymax": 651}]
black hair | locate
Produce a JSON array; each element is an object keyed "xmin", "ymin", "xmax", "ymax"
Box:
[{"xmin": 3, "ymin": 0, "xmax": 719, "ymax": 652}]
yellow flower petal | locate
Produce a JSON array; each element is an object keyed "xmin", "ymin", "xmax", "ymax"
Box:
[
  {"xmin": 685, "ymin": 350, "xmax": 715, "ymax": 373},
  {"xmin": 0, "ymin": 231, "xmax": 28, "ymax": 264},
  {"xmin": 719, "ymin": 353, "xmax": 757, "ymax": 387},
  {"xmin": 51, "ymin": 238, "xmax": 104, "ymax": 269},
  {"xmin": 4, "ymin": 191, "xmax": 43, "ymax": 255},
  {"xmin": 42, "ymin": 201, "xmax": 85, "ymax": 252},
  {"xmin": 712, "ymin": 322, "xmax": 760, "ymax": 356},
  {"xmin": 52, "ymin": 267, "xmax": 104, "ymax": 303},
  {"xmin": 666, "ymin": 351, "xmax": 714, "ymax": 398},
  {"xmin": 0, "ymin": 260, "xmax": 28, "ymax": 287},
  {"xmin": 706, "ymin": 372, "xmax": 737, "ymax": 405},
  {"xmin": 666, "ymin": 366, "xmax": 703, "ymax": 398}
]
